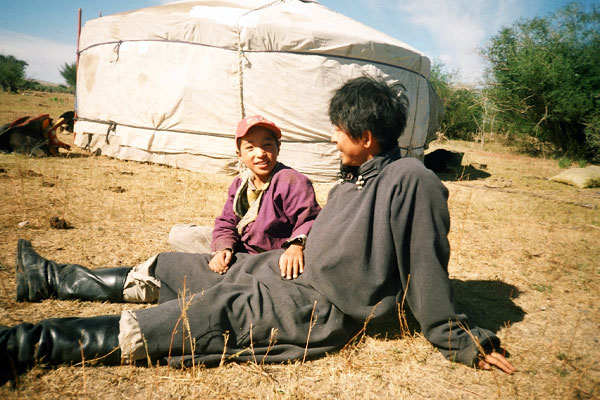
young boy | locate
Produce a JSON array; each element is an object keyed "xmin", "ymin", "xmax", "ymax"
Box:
[
  {"xmin": 169, "ymin": 115, "xmax": 321, "ymax": 280},
  {"xmin": 3, "ymin": 77, "xmax": 514, "ymax": 385}
]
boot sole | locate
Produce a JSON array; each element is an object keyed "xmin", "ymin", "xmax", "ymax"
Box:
[
  {"xmin": 15, "ymin": 239, "xmax": 30, "ymax": 301},
  {"xmin": 15, "ymin": 239, "xmax": 46, "ymax": 302}
]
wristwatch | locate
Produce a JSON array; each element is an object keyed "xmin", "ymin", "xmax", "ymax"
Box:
[{"xmin": 284, "ymin": 235, "xmax": 306, "ymax": 249}]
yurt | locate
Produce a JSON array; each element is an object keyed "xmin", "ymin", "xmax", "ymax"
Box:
[{"xmin": 74, "ymin": 0, "xmax": 443, "ymax": 181}]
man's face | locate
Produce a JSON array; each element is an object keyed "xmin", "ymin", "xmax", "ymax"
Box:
[
  {"xmin": 237, "ymin": 127, "xmax": 280, "ymax": 182},
  {"xmin": 331, "ymin": 125, "xmax": 371, "ymax": 166}
]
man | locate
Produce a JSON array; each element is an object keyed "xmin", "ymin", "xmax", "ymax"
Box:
[{"xmin": 1, "ymin": 76, "xmax": 514, "ymax": 385}]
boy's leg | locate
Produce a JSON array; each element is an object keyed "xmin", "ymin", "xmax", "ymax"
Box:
[
  {"xmin": 16, "ymin": 239, "xmax": 159, "ymax": 304},
  {"xmin": 168, "ymin": 224, "xmax": 212, "ymax": 253},
  {"xmin": 16, "ymin": 239, "xmax": 130, "ymax": 303},
  {"xmin": 122, "ymin": 255, "xmax": 161, "ymax": 303}
]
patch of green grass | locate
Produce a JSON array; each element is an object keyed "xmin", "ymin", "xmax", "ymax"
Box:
[
  {"xmin": 532, "ymin": 283, "xmax": 553, "ymax": 293},
  {"xmin": 556, "ymin": 156, "xmax": 588, "ymax": 168},
  {"xmin": 558, "ymin": 157, "xmax": 572, "ymax": 169},
  {"xmin": 576, "ymin": 262, "xmax": 588, "ymax": 271},
  {"xmin": 526, "ymin": 369, "xmax": 538, "ymax": 376}
]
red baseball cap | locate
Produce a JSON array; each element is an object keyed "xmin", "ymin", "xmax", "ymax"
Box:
[{"xmin": 235, "ymin": 115, "xmax": 282, "ymax": 145}]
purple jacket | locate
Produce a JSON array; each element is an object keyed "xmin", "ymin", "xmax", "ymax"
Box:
[{"xmin": 212, "ymin": 163, "xmax": 321, "ymax": 254}]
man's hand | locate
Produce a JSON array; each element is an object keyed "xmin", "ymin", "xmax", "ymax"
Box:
[
  {"xmin": 279, "ymin": 244, "xmax": 304, "ymax": 280},
  {"xmin": 478, "ymin": 351, "xmax": 517, "ymax": 374},
  {"xmin": 209, "ymin": 249, "xmax": 233, "ymax": 274}
]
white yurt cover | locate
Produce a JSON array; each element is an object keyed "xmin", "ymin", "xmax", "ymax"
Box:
[{"xmin": 74, "ymin": 0, "xmax": 443, "ymax": 181}]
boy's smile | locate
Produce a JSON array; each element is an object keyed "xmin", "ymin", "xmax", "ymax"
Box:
[{"xmin": 237, "ymin": 127, "xmax": 280, "ymax": 185}]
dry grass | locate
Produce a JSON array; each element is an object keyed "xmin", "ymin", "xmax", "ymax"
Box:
[
  {"xmin": 0, "ymin": 91, "xmax": 73, "ymax": 124},
  {"xmin": 1, "ymin": 92, "xmax": 599, "ymax": 399}
]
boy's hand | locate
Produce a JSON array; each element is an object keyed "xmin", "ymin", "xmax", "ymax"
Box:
[
  {"xmin": 209, "ymin": 249, "xmax": 232, "ymax": 274},
  {"xmin": 279, "ymin": 244, "xmax": 304, "ymax": 280},
  {"xmin": 478, "ymin": 351, "xmax": 517, "ymax": 374}
]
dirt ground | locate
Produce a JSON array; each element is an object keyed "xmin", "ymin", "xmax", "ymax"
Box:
[{"xmin": 0, "ymin": 92, "xmax": 599, "ymax": 399}]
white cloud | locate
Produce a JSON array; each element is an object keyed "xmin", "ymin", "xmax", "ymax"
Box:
[
  {"xmin": 394, "ymin": 0, "xmax": 523, "ymax": 84},
  {"xmin": 0, "ymin": 29, "xmax": 76, "ymax": 84}
]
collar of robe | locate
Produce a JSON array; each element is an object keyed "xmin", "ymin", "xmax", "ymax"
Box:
[{"xmin": 337, "ymin": 147, "xmax": 402, "ymax": 190}]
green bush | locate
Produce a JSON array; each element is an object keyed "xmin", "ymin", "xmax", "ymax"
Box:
[
  {"xmin": 584, "ymin": 114, "xmax": 600, "ymax": 162},
  {"xmin": 22, "ymin": 80, "xmax": 74, "ymax": 94},
  {"xmin": 60, "ymin": 62, "xmax": 76, "ymax": 88},
  {"xmin": 483, "ymin": 2, "xmax": 600, "ymax": 161},
  {"xmin": 0, "ymin": 54, "xmax": 28, "ymax": 92},
  {"xmin": 429, "ymin": 62, "xmax": 484, "ymax": 141},
  {"xmin": 558, "ymin": 157, "xmax": 572, "ymax": 169},
  {"xmin": 1, "ymin": 53, "xmax": 75, "ymax": 93}
]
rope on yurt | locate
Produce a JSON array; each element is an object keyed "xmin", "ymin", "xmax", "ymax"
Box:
[
  {"xmin": 235, "ymin": 1, "xmax": 283, "ymax": 121},
  {"xmin": 111, "ymin": 41, "xmax": 123, "ymax": 63},
  {"xmin": 235, "ymin": 27, "xmax": 247, "ymax": 120},
  {"xmin": 105, "ymin": 122, "xmax": 116, "ymax": 144},
  {"xmin": 76, "ymin": 117, "xmax": 332, "ymax": 143},
  {"xmin": 405, "ymin": 55, "xmax": 423, "ymax": 158}
]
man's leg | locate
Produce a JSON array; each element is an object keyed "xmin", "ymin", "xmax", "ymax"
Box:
[
  {"xmin": 118, "ymin": 310, "xmax": 147, "ymax": 362},
  {"xmin": 168, "ymin": 224, "xmax": 213, "ymax": 253},
  {"xmin": 1, "ymin": 310, "xmax": 162, "ymax": 385},
  {"xmin": 0, "ymin": 315, "xmax": 122, "ymax": 386}
]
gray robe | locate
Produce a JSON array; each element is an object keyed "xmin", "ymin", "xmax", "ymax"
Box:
[{"xmin": 136, "ymin": 149, "xmax": 499, "ymax": 366}]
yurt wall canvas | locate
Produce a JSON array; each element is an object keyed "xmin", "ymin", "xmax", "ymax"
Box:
[{"xmin": 74, "ymin": 0, "xmax": 443, "ymax": 181}]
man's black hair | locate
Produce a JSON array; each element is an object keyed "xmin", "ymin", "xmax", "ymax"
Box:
[{"xmin": 328, "ymin": 76, "xmax": 409, "ymax": 152}]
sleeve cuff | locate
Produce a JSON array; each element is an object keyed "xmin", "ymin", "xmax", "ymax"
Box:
[
  {"xmin": 282, "ymin": 234, "xmax": 307, "ymax": 249},
  {"xmin": 211, "ymin": 247, "xmax": 233, "ymax": 256}
]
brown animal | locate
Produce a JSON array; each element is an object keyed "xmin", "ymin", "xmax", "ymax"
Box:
[
  {"xmin": 57, "ymin": 111, "xmax": 75, "ymax": 133},
  {"xmin": 0, "ymin": 114, "xmax": 70, "ymax": 156}
]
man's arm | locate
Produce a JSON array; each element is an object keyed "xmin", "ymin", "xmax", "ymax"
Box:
[{"xmin": 390, "ymin": 161, "xmax": 516, "ymax": 372}]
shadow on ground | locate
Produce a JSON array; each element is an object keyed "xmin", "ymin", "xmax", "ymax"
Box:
[
  {"xmin": 424, "ymin": 148, "xmax": 491, "ymax": 182},
  {"xmin": 366, "ymin": 279, "xmax": 525, "ymax": 338},
  {"xmin": 64, "ymin": 151, "xmax": 92, "ymax": 159},
  {"xmin": 435, "ymin": 165, "xmax": 492, "ymax": 181},
  {"xmin": 452, "ymin": 279, "xmax": 525, "ymax": 331}
]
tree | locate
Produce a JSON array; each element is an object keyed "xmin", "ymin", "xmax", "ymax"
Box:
[
  {"xmin": 0, "ymin": 54, "xmax": 28, "ymax": 92},
  {"xmin": 428, "ymin": 62, "xmax": 484, "ymax": 141},
  {"xmin": 60, "ymin": 62, "xmax": 77, "ymax": 88},
  {"xmin": 483, "ymin": 3, "xmax": 600, "ymax": 161}
]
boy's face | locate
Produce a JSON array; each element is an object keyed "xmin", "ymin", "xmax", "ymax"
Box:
[
  {"xmin": 331, "ymin": 125, "xmax": 371, "ymax": 166},
  {"xmin": 237, "ymin": 127, "xmax": 280, "ymax": 182}
]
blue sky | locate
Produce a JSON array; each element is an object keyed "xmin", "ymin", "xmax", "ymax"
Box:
[{"xmin": 0, "ymin": 0, "xmax": 592, "ymax": 85}]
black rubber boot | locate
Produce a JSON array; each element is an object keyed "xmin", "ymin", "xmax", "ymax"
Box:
[
  {"xmin": 0, "ymin": 315, "xmax": 121, "ymax": 386},
  {"xmin": 16, "ymin": 239, "xmax": 131, "ymax": 303}
]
